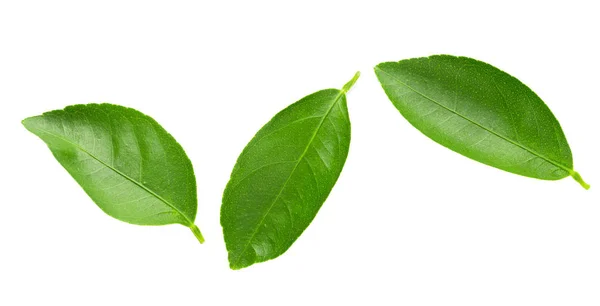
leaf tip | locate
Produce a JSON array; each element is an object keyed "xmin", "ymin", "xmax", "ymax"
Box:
[
  {"xmin": 21, "ymin": 116, "xmax": 32, "ymax": 127},
  {"xmin": 21, "ymin": 116, "xmax": 40, "ymax": 133},
  {"xmin": 228, "ymin": 257, "xmax": 246, "ymax": 270}
]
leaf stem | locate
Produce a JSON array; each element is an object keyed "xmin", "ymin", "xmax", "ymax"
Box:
[
  {"xmin": 342, "ymin": 71, "xmax": 360, "ymax": 93},
  {"xmin": 189, "ymin": 224, "xmax": 205, "ymax": 244},
  {"xmin": 571, "ymin": 171, "xmax": 590, "ymax": 190}
]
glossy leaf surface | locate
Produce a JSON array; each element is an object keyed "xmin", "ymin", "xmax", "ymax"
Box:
[
  {"xmin": 23, "ymin": 104, "xmax": 204, "ymax": 243},
  {"xmin": 375, "ymin": 55, "xmax": 588, "ymax": 189},
  {"xmin": 221, "ymin": 72, "xmax": 359, "ymax": 269}
]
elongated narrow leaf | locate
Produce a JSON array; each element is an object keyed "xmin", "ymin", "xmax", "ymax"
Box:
[
  {"xmin": 221, "ymin": 72, "xmax": 359, "ymax": 269},
  {"xmin": 375, "ymin": 55, "xmax": 588, "ymax": 189},
  {"xmin": 23, "ymin": 104, "xmax": 205, "ymax": 243}
]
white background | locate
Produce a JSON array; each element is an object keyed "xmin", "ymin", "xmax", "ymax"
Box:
[{"xmin": 1, "ymin": 0, "xmax": 599, "ymax": 305}]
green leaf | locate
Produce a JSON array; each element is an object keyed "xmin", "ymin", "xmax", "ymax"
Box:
[
  {"xmin": 22, "ymin": 104, "xmax": 204, "ymax": 243},
  {"xmin": 375, "ymin": 55, "xmax": 589, "ymax": 189},
  {"xmin": 221, "ymin": 72, "xmax": 359, "ymax": 269}
]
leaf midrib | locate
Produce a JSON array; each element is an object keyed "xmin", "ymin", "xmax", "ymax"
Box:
[
  {"xmin": 231, "ymin": 89, "xmax": 346, "ymax": 268},
  {"xmin": 29, "ymin": 124, "xmax": 194, "ymax": 226},
  {"xmin": 375, "ymin": 66, "xmax": 573, "ymax": 175}
]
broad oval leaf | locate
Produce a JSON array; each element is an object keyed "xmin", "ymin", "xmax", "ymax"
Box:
[
  {"xmin": 375, "ymin": 55, "xmax": 588, "ymax": 189},
  {"xmin": 221, "ymin": 72, "xmax": 359, "ymax": 269},
  {"xmin": 22, "ymin": 104, "xmax": 204, "ymax": 243}
]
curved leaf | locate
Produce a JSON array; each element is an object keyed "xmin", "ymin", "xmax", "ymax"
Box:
[
  {"xmin": 221, "ymin": 72, "xmax": 359, "ymax": 269},
  {"xmin": 22, "ymin": 104, "xmax": 204, "ymax": 243},
  {"xmin": 375, "ymin": 55, "xmax": 588, "ymax": 189}
]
